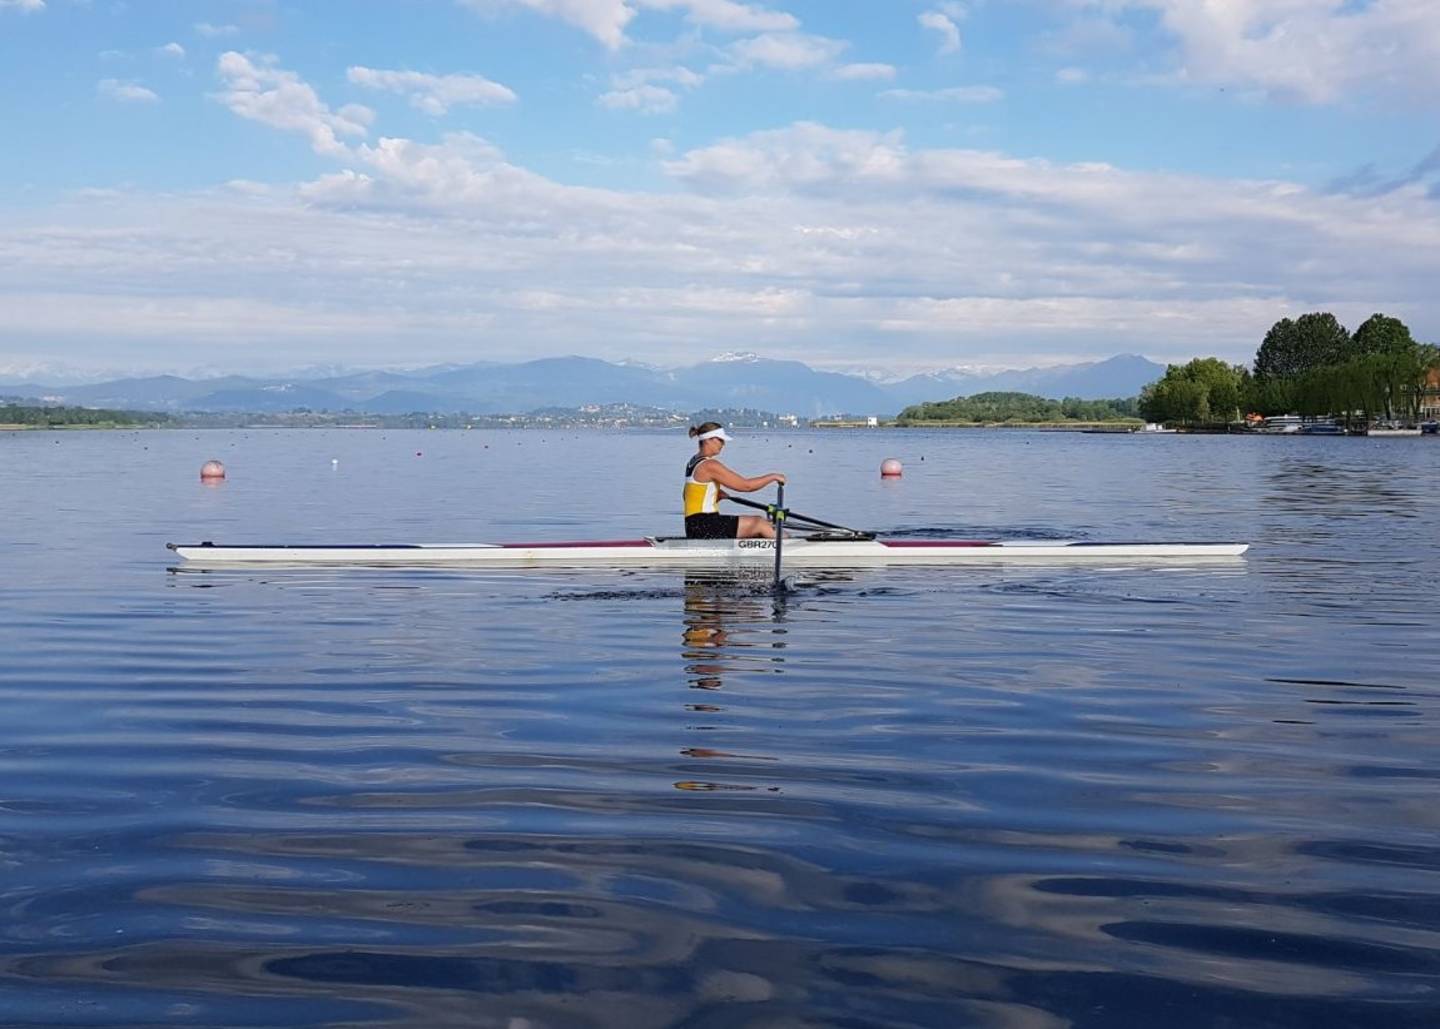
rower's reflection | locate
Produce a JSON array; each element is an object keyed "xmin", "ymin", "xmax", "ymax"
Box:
[{"xmin": 673, "ymin": 574, "xmax": 794, "ymax": 793}]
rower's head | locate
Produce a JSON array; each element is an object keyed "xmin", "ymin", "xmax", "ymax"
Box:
[{"xmin": 689, "ymin": 422, "xmax": 731, "ymax": 456}]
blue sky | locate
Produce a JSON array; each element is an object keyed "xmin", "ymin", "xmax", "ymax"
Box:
[{"xmin": 2, "ymin": 0, "xmax": 1438, "ymax": 380}]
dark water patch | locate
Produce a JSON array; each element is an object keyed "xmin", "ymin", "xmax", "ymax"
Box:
[
  {"xmin": 1267, "ymin": 677, "xmax": 1410, "ymax": 691},
  {"xmin": 1347, "ymin": 764, "xmax": 1440, "ymax": 780},
  {"xmin": 1298, "ymin": 840, "xmax": 1440, "ymax": 873},
  {"xmin": 1101, "ymin": 920, "xmax": 1440, "ymax": 975}
]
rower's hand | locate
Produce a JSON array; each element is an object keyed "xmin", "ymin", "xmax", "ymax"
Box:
[
  {"xmin": 772, "ymin": 473, "xmax": 787, "ymax": 486},
  {"xmin": 715, "ymin": 489, "xmax": 729, "ymax": 502}
]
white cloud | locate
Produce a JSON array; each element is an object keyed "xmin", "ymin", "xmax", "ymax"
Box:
[
  {"xmin": 98, "ymin": 79, "xmax": 159, "ymax": 103},
  {"xmin": 879, "ymin": 85, "xmax": 1002, "ymax": 103},
  {"xmin": 614, "ymin": 65, "xmax": 705, "ymax": 89},
  {"xmin": 215, "ymin": 52, "xmax": 372, "ymax": 157},
  {"xmin": 726, "ymin": 32, "xmax": 848, "ymax": 70},
  {"xmin": 598, "ymin": 65, "xmax": 703, "ymax": 112},
  {"xmin": 1055, "ymin": 67, "xmax": 1090, "ymax": 85},
  {"xmin": 919, "ymin": 11, "xmax": 961, "ymax": 55},
  {"xmin": 458, "ymin": 0, "xmax": 636, "ymax": 48},
  {"xmin": 1059, "ymin": 0, "xmax": 1440, "ymax": 104},
  {"xmin": 598, "ymin": 83, "xmax": 680, "ymax": 113},
  {"xmin": 347, "ymin": 67, "xmax": 517, "ymax": 115},
  {"xmin": 11, "ymin": 74, "xmax": 1440, "ymax": 372},
  {"xmin": 0, "ymin": 0, "xmax": 45, "ymax": 12},
  {"xmin": 830, "ymin": 63, "xmax": 897, "ymax": 82},
  {"xmin": 194, "ymin": 22, "xmax": 240, "ymax": 38},
  {"xmin": 158, "ymin": 42, "xmax": 186, "ymax": 59},
  {"xmin": 662, "ymin": 122, "xmax": 909, "ymax": 193}
]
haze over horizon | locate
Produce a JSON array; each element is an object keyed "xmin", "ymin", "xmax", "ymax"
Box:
[{"xmin": 3, "ymin": 1, "xmax": 1437, "ymax": 379}]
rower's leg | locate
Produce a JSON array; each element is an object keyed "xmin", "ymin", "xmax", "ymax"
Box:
[{"xmin": 736, "ymin": 515, "xmax": 775, "ymax": 539}]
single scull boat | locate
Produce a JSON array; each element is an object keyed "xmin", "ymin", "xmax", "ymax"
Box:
[{"xmin": 167, "ymin": 536, "xmax": 1248, "ymax": 567}]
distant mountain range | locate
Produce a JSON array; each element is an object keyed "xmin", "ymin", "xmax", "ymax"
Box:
[{"xmin": 1, "ymin": 353, "xmax": 1165, "ymax": 417}]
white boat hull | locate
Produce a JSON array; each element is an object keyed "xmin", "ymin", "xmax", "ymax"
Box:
[{"xmin": 168, "ymin": 537, "xmax": 1249, "ymax": 567}]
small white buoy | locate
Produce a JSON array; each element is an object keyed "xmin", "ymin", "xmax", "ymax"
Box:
[
  {"xmin": 331, "ymin": 458, "xmax": 339, "ymax": 469},
  {"xmin": 200, "ymin": 459, "xmax": 226, "ymax": 482},
  {"xmin": 880, "ymin": 458, "xmax": 903, "ymax": 478}
]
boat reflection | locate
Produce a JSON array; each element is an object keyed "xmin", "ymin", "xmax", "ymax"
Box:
[{"xmin": 672, "ymin": 572, "xmax": 819, "ymax": 794}]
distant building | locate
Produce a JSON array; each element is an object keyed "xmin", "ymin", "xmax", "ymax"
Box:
[
  {"xmin": 1421, "ymin": 367, "xmax": 1440, "ymax": 420},
  {"xmin": 866, "ymin": 416, "xmax": 880, "ymax": 427}
]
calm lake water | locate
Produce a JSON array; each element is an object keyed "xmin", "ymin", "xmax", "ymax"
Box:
[{"xmin": 2, "ymin": 428, "xmax": 1438, "ymax": 1028}]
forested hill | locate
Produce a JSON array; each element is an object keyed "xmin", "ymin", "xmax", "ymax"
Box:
[
  {"xmin": 0, "ymin": 404, "xmax": 173, "ymax": 427},
  {"xmin": 897, "ymin": 392, "xmax": 1140, "ymax": 423}
]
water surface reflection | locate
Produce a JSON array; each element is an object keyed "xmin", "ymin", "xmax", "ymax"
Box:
[{"xmin": 2, "ymin": 430, "xmax": 1438, "ymax": 1026}]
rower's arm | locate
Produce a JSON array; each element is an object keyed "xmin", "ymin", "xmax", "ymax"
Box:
[{"xmin": 700, "ymin": 461, "xmax": 786, "ymax": 494}]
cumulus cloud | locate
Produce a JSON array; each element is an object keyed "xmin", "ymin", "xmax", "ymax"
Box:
[
  {"xmin": 879, "ymin": 85, "xmax": 1002, "ymax": 103},
  {"xmin": 9, "ymin": 69, "xmax": 1439, "ymax": 372},
  {"xmin": 598, "ymin": 83, "xmax": 681, "ymax": 113},
  {"xmin": 830, "ymin": 62, "xmax": 896, "ymax": 82},
  {"xmin": 0, "ymin": 0, "xmax": 45, "ymax": 11},
  {"xmin": 347, "ymin": 67, "xmax": 517, "ymax": 115},
  {"xmin": 98, "ymin": 79, "xmax": 159, "ymax": 103},
  {"xmin": 598, "ymin": 65, "xmax": 702, "ymax": 112},
  {"xmin": 919, "ymin": 10, "xmax": 961, "ymax": 55},
  {"xmin": 158, "ymin": 42, "xmax": 186, "ymax": 59},
  {"xmin": 1058, "ymin": 0, "xmax": 1440, "ymax": 104},
  {"xmin": 215, "ymin": 52, "xmax": 373, "ymax": 156},
  {"xmin": 615, "ymin": 65, "xmax": 705, "ymax": 89},
  {"xmin": 458, "ymin": 0, "xmax": 636, "ymax": 48},
  {"xmin": 725, "ymin": 31, "xmax": 847, "ymax": 70}
]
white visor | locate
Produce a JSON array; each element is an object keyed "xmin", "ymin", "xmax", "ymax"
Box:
[{"xmin": 697, "ymin": 427, "xmax": 732, "ymax": 442}]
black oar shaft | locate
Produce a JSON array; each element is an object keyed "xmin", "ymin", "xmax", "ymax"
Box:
[
  {"xmin": 772, "ymin": 483, "xmax": 784, "ymax": 587},
  {"xmin": 726, "ymin": 495, "xmax": 857, "ymax": 534}
]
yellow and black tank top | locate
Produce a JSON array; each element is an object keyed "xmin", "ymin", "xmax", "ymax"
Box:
[{"xmin": 683, "ymin": 455, "xmax": 719, "ymax": 517}]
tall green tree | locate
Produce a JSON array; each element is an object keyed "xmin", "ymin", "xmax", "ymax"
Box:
[
  {"xmin": 1253, "ymin": 312, "xmax": 1352, "ymax": 380},
  {"xmin": 1139, "ymin": 358, "xmax": 1247, "ymax": 426},
  {"xmin": 1290, "ymin": 339, "xmax": 1436, "ymax": 424},
  {"xmin": 1352, "ymin": 313, "xmax": 1417, "ymax": 357}
]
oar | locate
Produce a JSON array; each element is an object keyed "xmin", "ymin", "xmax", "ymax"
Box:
[
  {"xmin": 772, "ymin": 483, "xmax": 785, "ymax": 589},
  {"xmin": 725, "ymin": 495, "xmax": 867, "ymax": 537}
]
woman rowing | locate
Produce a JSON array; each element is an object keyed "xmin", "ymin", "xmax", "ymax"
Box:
[{"xmin": 684, "ymin": 422, "xmax": 787, "ymax": 539}]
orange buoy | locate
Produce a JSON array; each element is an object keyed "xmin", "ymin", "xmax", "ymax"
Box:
[
  {"xmin": 880, "ymin": 458, "xmax": 903, "ymax": 478},
  {"xmin": 200, "ymin": 460, "xmax": 226, "ymax": 481}
]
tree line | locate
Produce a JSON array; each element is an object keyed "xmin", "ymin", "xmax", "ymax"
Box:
[
  {"xmin": 0, "ymin": 404, "xmax": 172, "ymax": 427},
  {"xmin": 898, "ymin": 392, "xmax": 1139, "ymax": 424},
  {"xmin": 1139, "ymin": 313, "xmax": 1439, "ymax": 427}
]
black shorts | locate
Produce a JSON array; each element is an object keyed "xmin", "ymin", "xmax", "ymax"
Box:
[{"xmin": 685, "ymin": 513, "xmax": 740, "ymax": 539}]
